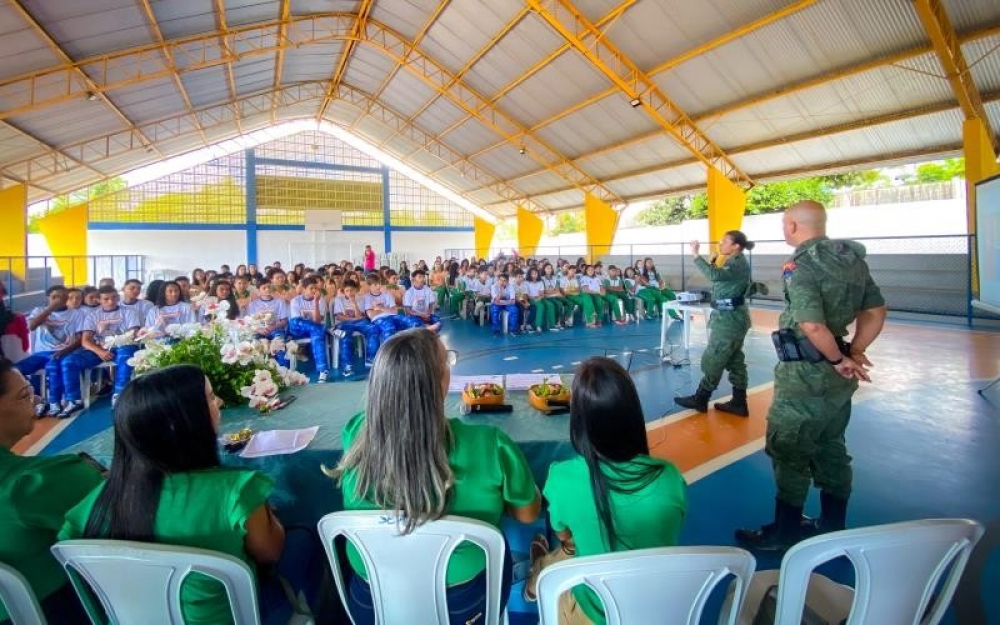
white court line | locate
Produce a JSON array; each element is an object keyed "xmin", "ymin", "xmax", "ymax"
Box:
[
  {"xmin": 24, "ymin": 417, "xmax": 76, "ymax": 457},
  {"xmin": 644, "ymin": 382, "xmax": 774, "ymax": 431},
  {"xmin": 551, "ymin": 365, "xmax": 564, "ymax": 370},
  {"xmin": 503, "ymin": 356, "xmax": 518, "ymax": 361},
  {"xmin": 683, "ymin": 437, "xmax": 766, "ymax": 485},
  {"xmin": 570, "ymin": 361, "xmax": 581, "ymax": 365},
  {"xmin": 531, "ymin": 369, "xmax": 544, "ymax": 373}
]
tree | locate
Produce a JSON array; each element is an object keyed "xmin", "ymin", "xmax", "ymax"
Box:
[
  {"xmin": 821, "ymin": 170, "xmax": 885, "ymax": 189},
  {"xmin": 548, "ymin": 211, "xmax": 585, "ymax": 235},
  {"xmin": 29, "ymin": 177, "xmax": 127, "ymax": 233},
  {"xmin": 635, "ymin": 197, "xmax": 687, "ymax": 225},
  {"xmin": 915, "ymin": 158, "xmax": 964, "ymax": 182}
]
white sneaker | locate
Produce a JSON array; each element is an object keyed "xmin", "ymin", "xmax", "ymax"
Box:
[{"xmin": 317, "ymin": 371, "xmax": 329, "ymax": 384}]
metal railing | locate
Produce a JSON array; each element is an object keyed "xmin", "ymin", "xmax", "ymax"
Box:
[
  {"xmin": 446, "ymin": 234, "xmax": 983, "ymax": 321},
  {"xmin": 1, "ymin": 255, "xmax": 145, "ymax": 308}
]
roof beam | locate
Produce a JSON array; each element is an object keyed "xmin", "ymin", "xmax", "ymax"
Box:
[
  {"xmin": 351, "ymin": 0, "xmax": 452, "ymax": 132},
  {"xmin": 914, "ymin": 0, "xmax": 995, "ymax": 138},
  {"xmin": 527, "ymin": 0, "xmax": 751, "ymax": 187},
  {"xmin": 138, "ymin": 0, "xmax": 210, "ymax": 144},
  {"xmin": 317, "ymin": 0, "xmax": 376, "ymax": 121},
  {"xmin": 8, "ymin": 1, "xmax": 164, "ymax": 158},
  {"xmin": 425, "ymin": 0, "xmax": 639, "ymax": 149},
  {"xmin": 381, "ymin": 4, "xmax": 529, "ymax": 150},
  {"xmin": 270, "ymin": 0, "xmax": 292, "ymax": 125},
  {"xmin": 213, "ymin": 0, "xmax": 244, "ymax": 134}
]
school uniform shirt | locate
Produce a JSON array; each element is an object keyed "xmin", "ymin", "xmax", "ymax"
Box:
[
  {"xmin": 560, "ymin": 276, "xmax": 582, "ymax": 295},
  {"xmin": 525, "ymin": 281, "xmax": 545, "ymax": 298},
  {"xmin": 541, "ymin": 276, "xmax": 561, "ymax": 294},
  {"xmin": 625, "ymin": 278, "xmax": 644, "ymax": 293},
  {"xmin": 289, "ymin": 295, "xmax": 329, "ymax": 321},
  {"xmin": 0, "ymin": 448, "xmax": 104, "ymax": 621},
  {"xmin": 26, "ymin": 306, "xmax": 81, "ymax": 352},
  {"xmin": 475, "ymin": 280, "xmax": 492, "ymax": 297},
  {"xmin": 512, "ymin": 281, "xmax": 530, "ymax": 301},
  {"xmin": 403, "ymin": 285, "xmax": 435, "ymax": 315},
  {"xmin": 490, "ymin": 283, "xmax": 516, "ymax": 302},
  {"xmin": 580, "ymin": 276, "xmax": 603, "ymax": 294},
  {"xmin": 603, "ymin": 277, "xmax": 625, "ymax": 291},
  {"xmin": 340, "ymin": 413, "xmax": 537, "ymax": 586},
  {"xmin": 362, "ymin": 291, "xmax": 397, "ymax": 321},
  {"xmin": 146, "ymin": 302, "xmax": 197, "ymax": 329},
  {"xmin": 463, "ymin": 277, "xmax": 482, "ymax": 294},
  {"xmin": 544, "ymin": 455, "xmax": 687, "ymax": 625},
  {"xmin": 81, "ymin": 306, "xmax": 139, "ymax": 341},
  {"xmin": 120, "ymin": 299, "xmax": 154, "ymax": 324},
  {"xmin": 333, "ymin": 294, "xmax": 368, "ymax": 323},
  {"xmin": 645, "ymin": 272, "xmax": 662, "ymax": 289},
  {"xmin": 244, "ymin": 297, "xmax": 289, "ymax": 321},
  {"xmin": 61, "ymin": 469, "xmax": 273, "ymax": 625}
]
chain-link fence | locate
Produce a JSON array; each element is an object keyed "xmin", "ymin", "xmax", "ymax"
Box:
[{"xmin": 446, "ymin": 235, "xmax": 984, "ymax": 320}]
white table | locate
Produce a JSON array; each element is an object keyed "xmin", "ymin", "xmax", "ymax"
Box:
[{"xmin": 660, "ymin": 301, "xmax": 711, "ymax": 354}]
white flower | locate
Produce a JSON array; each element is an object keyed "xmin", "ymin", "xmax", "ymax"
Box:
[
  {"xmin": 268, "ymin": 336, "xmax": 286, "ymax": 355},
  {"xmin": 285, "ymin": 340, "xmax": 299, "ymax": 355},
  {"xmin": 217, "ymin": 300, "xmax": 231, "ymax": 313},
  {"xmin": 221, "ymin": 344, "xmax": 238, "ymax": 365},
  {"xmin": 253, "ymin": 369, "xmax": 272, "ymax": 385}
]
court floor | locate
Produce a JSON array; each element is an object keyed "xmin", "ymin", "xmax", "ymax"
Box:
[{"xmin": 21, "ymin": 307, "xmax": 1000, "ymax": 623}]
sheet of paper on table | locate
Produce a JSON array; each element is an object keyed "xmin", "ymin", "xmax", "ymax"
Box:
[
  {"xmin": 240, "ymin": 426, "xmax": 320, "ymax": 458},
  {"xmin": 505, "ymin": 373, "xmax": 564, "ymax": 391},
  {"xmin": 448, "ymin": 375, "xmax": 505, "ymax": 393}
]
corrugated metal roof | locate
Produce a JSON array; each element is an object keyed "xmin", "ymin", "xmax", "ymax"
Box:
[{"xmin": 0, "ymin": 0, "xmax": 997, "ymax": 216}]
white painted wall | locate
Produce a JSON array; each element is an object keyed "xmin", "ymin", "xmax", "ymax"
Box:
[
  {"xmin": 257, "ymin": 230, "xmax": 372, "ymax": 267},
  {"xmin": 392, "ymin": 231, "xmax": 472, "ymax": 264},
  {"xmin": 88, "ymin": 229, "xmax": 245, "ymax": 278}
]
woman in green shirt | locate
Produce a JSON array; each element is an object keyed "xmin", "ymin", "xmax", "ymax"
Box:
[
  {"xmin": 0, "ymin": 357, "xmax": 102, "ymax": 624},
  {"xmin": 526, "ymin": 357, "xmax": 688, "ymax": 624},
  {"xmin": 59, "ymin": 365, "xmax": 297, "ymax": 625},
  {"xmin": 337, "ymin": 328, "xmax": 542, "ymax": 625}
]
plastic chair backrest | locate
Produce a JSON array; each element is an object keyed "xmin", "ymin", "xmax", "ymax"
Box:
[
  {"xmin": 775, "ymin": 518, "xmax": 985, "ymax": 625},
  {"xmin": 50, "ymin": 539, "xmax": 260, "ymax": 625},
  {"xmin": 536, "ymin": 546, "xmax": 756, "ymax": 625},
  {"xmin": 0, "ymin": 562, "xmax": 46, "ymax": 625},
  {"xmin": 317, "ymin": 511, "xmax": 506, "ymax": 625}
]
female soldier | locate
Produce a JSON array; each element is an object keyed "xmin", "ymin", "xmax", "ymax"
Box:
[{"xmin": 674, "ymin": 230, "xmax": 755, "ymax": 416}]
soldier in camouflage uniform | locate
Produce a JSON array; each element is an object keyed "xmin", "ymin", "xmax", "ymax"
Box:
[
  {"xmin": 736, "ymin": 201, "xmax": 886, "ymax": 552},
  {"xmin": 675, "ymin": 230, "xmax": 755, "ymax": 416}
]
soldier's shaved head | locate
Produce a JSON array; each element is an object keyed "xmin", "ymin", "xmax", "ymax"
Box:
[{"xmin": 782, "ymin": 200, "xmax": 827, "ymax": 246}]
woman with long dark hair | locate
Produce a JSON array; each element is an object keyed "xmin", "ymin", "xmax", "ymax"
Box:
[
  {"xmin": 337, "ymin": 329, "xmax": 541, "ymax": 625},
  {"xmin": 203, "ymin": 280, "xmax": 239, "ymax": 321},
  {"xmin": 0, "ymin": 357, "xmax": 102, "ymax": 624},
  {"xmin": 526, "ymin": 357, "xmax": 687, "ymax": 623},
  {"xmin": 59, "ymin": 365, "xmax": 325, "ymax": 624}
]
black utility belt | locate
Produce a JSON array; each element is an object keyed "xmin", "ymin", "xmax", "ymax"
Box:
[
  {"xmin": 771, "ymin": 329, "xmax": 851, "ymax": 363},
  {"xmin": 711, "ymin": 296, "xmax": 745, "ymax": 311}
]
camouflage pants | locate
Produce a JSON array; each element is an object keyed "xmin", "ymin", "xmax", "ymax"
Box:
[
  {"xmin": 766, "ymin": 361, "xmax": 858, "ymax": 506},
  {"xmin": 698, "ymin": 308, "xmax": 751, "ymax": 392}
]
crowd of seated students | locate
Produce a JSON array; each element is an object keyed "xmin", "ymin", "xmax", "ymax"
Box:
[{"xmin": 0, "ymin": 327, "xmax": 688, "ymax": 624}]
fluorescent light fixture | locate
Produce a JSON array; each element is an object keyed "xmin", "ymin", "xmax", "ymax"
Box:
[
  {"xmin": 86, "ymin": 92, "xmax": 99, "ymax": 101},
  {"xmin": 519, "ymin": 147, "xmax": 526, "ymax": 155},
  {"xmin": 629, "ymin": 97, "xmax": 641, "ymax": 107}
]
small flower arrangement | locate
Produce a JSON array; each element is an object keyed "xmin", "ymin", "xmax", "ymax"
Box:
[
  {"xmin": 102, "ymin": 330, "xmax": 138, "ymax": 349},
  {"xmin": 127, "ymin": 315, "xmax": 308, "ymax": 412}
]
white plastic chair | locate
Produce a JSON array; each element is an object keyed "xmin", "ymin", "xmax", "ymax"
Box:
[
  {"xmin": 50, "ymin": 539, "xmax": 263, "ymax": 625},
  {"xmin": 537, "ymin": 546, "xmax": 756, "ymax": 625},
  {"xmin": 736, "ymin": 518, "xmax": 984, "ymax": 625},
  {"xmin": 81, "ymin": 361, "xmax": 115, "ymax": 408},
  {"xmin": 0, "ymin": 562, "xmax": 46, "ymax": 625},
  {"xmin": 317, "ymin": 511, "xmax": 508, "ymax": 625}
]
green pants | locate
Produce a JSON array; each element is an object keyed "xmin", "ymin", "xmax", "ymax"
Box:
[
  {"xmin": 565, "ymin": 294, "xmax": 598, "ymax": 325},
  {"xmin": 545, "ymin": 297, "xmax": 569, "ymax": 323},
  {"xmin": 601, "ymin": 293, "xmax": 626, "ymax": 320},
  {"xmin": 434, "ymin": 285, "xmax": 449, "ymax": 310},
  {"xmin": 698, "ymin": 308, "xmax": 751, "ymax": 392},
  {"xmin": 531, "ymin": 298, "xmax": 557, "ymax": 329},
  {"xmin": 766, "ymin": 361, "xmax": 859, "ymax": 506},
  {"xmin": 660, "ymin": 287, "xmax": 681, "ymax": 320},
  {"xmin": 448, "ymin": 289, "xmax": 466, "ymax": 316},
  {"xmin": 635, "ymin": 289, "xmax": 664, "ymax": 317}
]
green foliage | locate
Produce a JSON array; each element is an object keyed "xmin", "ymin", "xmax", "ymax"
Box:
[
  {"xmin": 149, "ymin": 330, "xmax": 255, "ymax": 406},
  {"xmin": 915, "ymin": 158, "xmax": 965, "ymax": 183},
  {"xmin": 819, "ymin": 170, "xmax": 886, "ymax": 189},
  {"xmin": 28, "ymin": 177, "xmax": 128, "ymax": 233},
  {"xmin": 745, "ymin": 178, "xmax": 833, "ymax": 214},
  {"xmin": 635, "ymin": 197, "xmax": 688, "ymax": 226},
  {"xmin": 548, "ymin": 211, "xmax": 585, "ymax": 235}
]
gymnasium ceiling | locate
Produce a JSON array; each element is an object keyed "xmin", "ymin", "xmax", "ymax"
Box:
[{"xmin": 0, "ymin": 0, "xmax": 998, "ymax": 218}]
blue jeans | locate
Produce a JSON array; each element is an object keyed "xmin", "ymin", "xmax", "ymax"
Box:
[
  {"xmin": 490, "ymin": 304, "xmax": 519, "ymax": 333},
  {"xmin": 257, "ymin": 527, "xmax": 330, "ymax": 625},
  {"xmin": 288, "ymin": 318, "xmax": 329, "ymax": 373},
  {"xmin": 402, "ymin": 314, "xmax": 441, "ymax": 330},
  {"xmin": 346, "ymin": 540, "xmax": 512, "ymax": 625},
  {"xmin": 61, "ymin": 346, "xmax": 137, "ymax": 401},
  {"xmin": 15, "ymin": 351, "xmax": 69, "ymax": 403},
  {"xmin": 369, "ymin": 316, "xmax": 406, "ymax": 354},
  {"xmin": 337, "ymin": 320, "xmax": 378, "ymax": 370}
]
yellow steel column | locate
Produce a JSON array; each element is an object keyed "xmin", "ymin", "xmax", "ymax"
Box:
[
  {"xmin": 517, "ymin": 206, "xmax": 544, "ymax": 257},
  {"xmin": 0, "ymin": 184, "xmax": 27, "ymax": 280},
  {"xmin": 707, "ymin": 166, "xmax": 747, "ymax": 259},
  {"xmin": 964, "ymin": 118, "xmax": 999, "ymax": 293},
  {"xmin": 36, "ymin": 204, "xmax": 89, "ymax": 286},
  {"xmin": 474, "ymin": 217, "xmax": 496, "ymax": 260},
  {"xmin": 584, "ymin": 193, "xmax": 619, "ymax": 263}
]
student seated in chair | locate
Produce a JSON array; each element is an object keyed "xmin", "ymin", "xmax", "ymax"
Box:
[
  {"xmin": 333, "ymin": 279, "xmax": 378, "ymax": 378},
  {"xmin": 401, "ymin": 270, "xmax": 441, "ymax": 332},
  {"xmin": 145, "ymin": 281, "xmax": 197, "ymax": 337},
  {"xmin": 362, "ymin": 274, "xmax": 406, "ymax": 358},
  {"xmin": 524, "ymin": 357, "xmax": 688, "ymax": 623},
  {"xmin": 288, "ymin": 277, "xmax": 330, "ymax": 384},
  {"xmin": 59, "ymin": 286, "xmax": 141, "ymax": 417},
  {"xmin": 336, "ymin": 329, "xmax": 542, "ymax": 625},
  {"xmin": 14, "ymin": 285, "xmax": 83, "ymax": 418},
  {"xmin": 60, "ymin": 365, "xmax": 326, "ymax": 625},
  {"xmin": 0, "ymin": 357, "xmax": 104, "ymax": 625}
]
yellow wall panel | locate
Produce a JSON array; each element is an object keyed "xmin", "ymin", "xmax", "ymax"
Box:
[
  {"xmin": 963, "ymin": 118, "xmax": 999, "ymax": 293},
  {"xmin": 474, "ymin": 217, "xmax": 496, "ymax": 259},
  {"xmin": 256, "ymin": 176, "xmax": 383, "ymax": 212},
  {"xmin": 0, "ymin": 184, "xmax": 27, "ymax": 280},
  {"xmin": 37, "ymin": 203, "xmax": 89, "ymax": 286},
  {"xmin": 584, "ymin": 193, "xmax": 619, "ymax": 263},
  {"xmin": 707, "ymin": 166, "xmax": 747, "ymax": 261},
  {"xmin": 517, "ymin": 206, "xmax": 544, "ymax": 257}
]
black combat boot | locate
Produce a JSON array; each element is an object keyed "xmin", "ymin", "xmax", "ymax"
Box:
[
  {"xmin": 714, "ymin": 388, "xmax": 749, "ymax": 417},
  {"xmin": 735, "ymin": 498, "xmax": 804, "ymax": 553},
  {"xmin": 801, "ymin": 491, "xmax": 849, "ymax": 538},
  {"xmin": 674, "ymin": 385, "xmax": 712, "ymax": 412}
]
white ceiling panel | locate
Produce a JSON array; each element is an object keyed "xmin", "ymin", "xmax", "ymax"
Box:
[
  {"xmin": 340, "ymin": 45, "xmax": 398, "ymax": 94},
  {"xmin": 282, "ymin": 44, "xmax": 345, "ymax": 84},
  {"xmin": 413, "ymin": 98, "xmax": 467, "ymax": 136},
  {"xmin": 149, "ymin": 1, "xmax": 216, "ymax": 40},
  {"xmin": 502, "ymin": 52, "xmax": 612, "ymax": 127},
  {"xmin": 420, "ymin": 0, "xmax": 524, "ymax": 75},
  {"xmin": 8, "ymin": 101, "xmax": 124, "ymax": 146},
  {"xmin": 180, "ymin": 66, "xmax": 232, "ymax": 108},
  {"xmin": 436, "ymin": 118, "xmax": 500, "ymax": 156},
  {"xmin": 376, "ymin": 70, "xmax": 439, "ymax": 119},
  {"xmin": 461, "ymin": 12, "xmax": 566, "ymax": 97},
  {"xmin": 536, "ymin": 93, "xmax": 660, "ymax": 158},
  {"xmin": 25, "ymin": 0, "xmax": 153, "ymax": 59},
  {"xmin": 110, "ymin": 78, "xmax": 188, "ymax": 124}
]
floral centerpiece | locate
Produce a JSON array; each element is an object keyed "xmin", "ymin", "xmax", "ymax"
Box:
[{"xmin": 127, "ymin": 309, "xmax": 308, "ymax": 412}]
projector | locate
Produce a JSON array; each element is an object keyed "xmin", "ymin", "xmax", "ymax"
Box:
[{"xmin": 676, "ymin": 291, "xmax": 701, "ymax": 303}]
